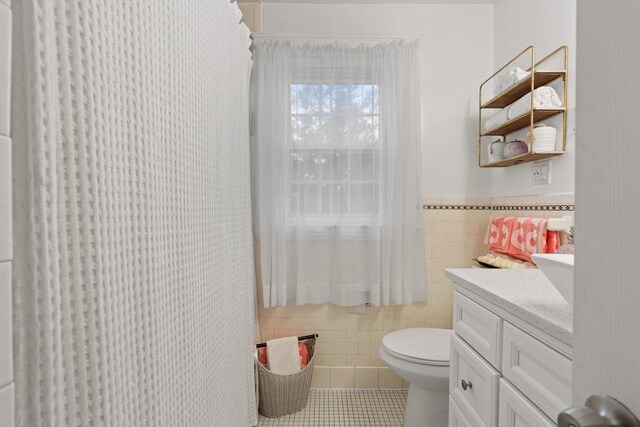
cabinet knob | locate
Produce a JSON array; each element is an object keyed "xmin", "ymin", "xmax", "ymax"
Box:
[{"xmin": 461, "ymin": 379, "xmax": 472, "ymax": 391}]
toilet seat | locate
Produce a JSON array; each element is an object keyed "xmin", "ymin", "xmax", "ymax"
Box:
[{"xmin": 382, "ymin": 328, "xmax": 451, "ymax": 367}]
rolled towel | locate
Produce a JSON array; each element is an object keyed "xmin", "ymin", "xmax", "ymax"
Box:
[
  {"xmin": 266, "ymin": 336, "xmax": 301, "ymax": 375},
  {"xmin": 508, "ymin": 86, "xmax": 563, "ymax": 119},
  {"xmin": 483, "ymin": 108, "xmax": 510, "ymax": 132}
]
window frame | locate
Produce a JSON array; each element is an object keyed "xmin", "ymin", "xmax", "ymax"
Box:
[{"xmin": 287, "ymin": 78, "xmax": 382, "ymax": 226}]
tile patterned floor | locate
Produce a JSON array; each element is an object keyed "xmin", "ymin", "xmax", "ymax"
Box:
[{"xmin": 257, "ymin": 389, "xmax": 407, "ymax": 426}]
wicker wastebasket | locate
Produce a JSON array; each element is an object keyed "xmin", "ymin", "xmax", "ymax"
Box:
[{"xmin": 256, "ymin": 338, "xmax": 316, "ymax": 418}]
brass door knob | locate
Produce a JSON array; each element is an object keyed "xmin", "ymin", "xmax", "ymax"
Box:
[{"xmin": 461, "ymin": 379, "xmax": 472, "ymax": 391}]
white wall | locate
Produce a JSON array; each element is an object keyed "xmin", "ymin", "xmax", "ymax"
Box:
[
  {"xmin": 574, "ymin": 0, "xmax": 640, "ymax": 415},
  {"xmin": 492, "ymin": 0, "xmax": 577, "ymax": 197},
  {"xmin": 0, "ymin": 0, "xmax": 13, "ymax": 426},
  {"xmin": 262, "ymin": 3, "xmax": 495, "ymax": 198}
]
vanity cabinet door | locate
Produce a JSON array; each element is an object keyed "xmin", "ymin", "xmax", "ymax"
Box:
[
  {"xmin": 453, "ymin": 291, "xmax": 503, "ymax": 369},
  {"xmin": 449, "ymin": 396, "xmax": 473, "ymax": 427},
  {"xmin": 499, "ymin": 379, "xmax": 556, "ymax": 427},
  {"xmin": 450, "ymin": 334, "xmax": 500, "ymax": 427},
  {"xmin": 502, "ymin": 322, "xmax": 572, "ymax": 422}
]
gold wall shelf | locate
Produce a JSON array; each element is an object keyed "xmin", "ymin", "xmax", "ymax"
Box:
[
  {"xmin": 478, "ymin": 45, "xmax": 569, "ymax": 168},
  {"xmin": 482, "ymin": 108, "xmax": 565, "ymax": 136},
  {"xmin": 482, "ymin": 151, "xmax": 565, "ymax": 168},
  {"xmin": 482, "ymin": 71, "xmax": 566, "ymax": 109}
]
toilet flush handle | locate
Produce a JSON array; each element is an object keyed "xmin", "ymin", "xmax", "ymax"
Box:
[{"xmin": 461, "ymin": 379, "xmax": 472, "ymax": 391}]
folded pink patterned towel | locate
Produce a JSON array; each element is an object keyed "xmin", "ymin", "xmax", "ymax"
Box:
[{"xmin": 488, "ymin": 217, "xmax": 560, "ymax": 263}]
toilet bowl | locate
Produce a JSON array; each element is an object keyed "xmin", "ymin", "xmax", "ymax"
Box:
[{"xmin": 379, "ymin": 328, "xmax": 452, "ymax": 427}]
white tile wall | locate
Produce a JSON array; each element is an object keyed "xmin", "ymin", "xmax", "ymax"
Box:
[
  {"xmin": 0, "ymin": 4, "xmax": 11, "ymax": 137},
  {"xmin": 310, "ymin": 366, "xmax": 331, "ymax": 389},
  {"xmin": 0, "ymin": 262, "xmax": 11, "ymax": 388},
  {"xmin": 0, "ymin": 383, "xmax": 14, "ymax": 427},
  {"xmin": 354, "ymin": 367, "xmax": 378, "ymax": 389},
  {"xmin": 330, "ymin": 366, "xmax": 355, "ymax": 389},
  {"xmin": 310, "ymin": 366, "xmax": 406, "ymax": 390},
  {"xmin": 378, "ymin": 367, "xmax": 403, "ymax": 390},
  {"xmin": 0, "ymin": 137, "xmax": 11, "ymax": 262}
]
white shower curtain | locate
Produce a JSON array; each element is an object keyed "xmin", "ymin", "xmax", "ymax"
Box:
[
  {"xmin": 251, "ymin": 39, "xmax": 427, "ymax": 308},
  {"xmin": 12, "ymin": 1, "xmax": 256, "ymax": 426}
]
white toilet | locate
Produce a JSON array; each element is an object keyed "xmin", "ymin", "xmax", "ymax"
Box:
[{"xmin": 379, "ymin": 328, "xmax": 452, "ymax": 427}]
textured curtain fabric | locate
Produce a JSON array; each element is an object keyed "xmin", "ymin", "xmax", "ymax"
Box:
[
  {"xmin": 252, "ymin": 39, "xmax": 427, "ymax": 308},
  {"xmin": 11, "ymin": 1, "xmax": 256, "ymax": 426}
]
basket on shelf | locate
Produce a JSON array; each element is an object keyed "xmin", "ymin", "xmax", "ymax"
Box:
[{"xmin": 256, "ymin": 337, "xmax": 316, "ymax": 418}]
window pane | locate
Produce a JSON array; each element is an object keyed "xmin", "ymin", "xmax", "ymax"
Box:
[
  {"xmin": 329, "ymin": 84, "xmax": 368, "ymax": 115},
  {"xmin": 321, "ymin": 84, "xmax": 333, "ymax": 114},
  {"xmin": 318, "ymin": 150, "xmax": 333, "ymax": 181},
  {"xmin": 351, "ymin": 183, "xmax": 376, "ymax": 214},
  {"xmin": 320, "ymin": 182, "xmax": 331, "ymax": 215},
  {"xmin": 362, "ymin": 85, "xmax": 375, "ymax": 114},
  {"xmin": 373, "ymin": 85, "xmax": 379, "ymax": 114},
  {"xmin": 325, "ymin": 116, "xmax": 373, "ymax": 146},
  {"xmin": 324, "ymin": 116, "xmax": 347, "ymax": 144},
  {"xmin": 290, "ymin": 184, "xmax": 299, "ymax": 214},
  {"xmin": 331, "ymin": 183, "xmax": 348, "ymax": 214},
  {"xmin": 300, "ymin": 184, "xmax": 320, "ymax": 214},
  {"xmin": 302, "ymin": 150, "xmax": 320, "ymax": 181},
  {"xmin": 351, "ymin": 150, "xmax": 377, "ymax": 181},
  {"xmin": 357, "ymin": 116, "xmax": 375, "ymax": 145},
  {"xmin": 292, "ymin": 116, "xmax": 324, "ymax": 146},
  {"xmin": 292, "ymin": 84, "xmax": 321, "ymax": 114},
  {"xmin": 372, "ymin": 116, "xmax": 379, "ymax": 143},
  {"xmin": 289, "ymin": 82, "xmax": 380, "ymax": 220},
  {"xmin": 291, "ymin": 150, "xmax": 320, "ymax": 181},
  {"xmin": 331, "ymin": 150, "xmax": 349, "ymax": 181},
  {"xmin": 348, "ymin": 116, "xmax": 368, "ymax": 144}
]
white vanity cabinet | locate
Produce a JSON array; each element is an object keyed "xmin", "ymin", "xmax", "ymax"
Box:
[{"xmin": 449, "ymin": 290, "xmax": 572, "ymax": 427}]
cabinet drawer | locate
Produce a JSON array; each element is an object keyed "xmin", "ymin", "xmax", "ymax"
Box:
[
  {"xmin": 453, "ymin": 291, "xmax": 503, "ymax": 368},
  {"xmin": 499, "ymin": 379, "xmax": 556, "ymax": 427},
  {"xmin": 502, "ymin": 322, "xmax": 572, "ymax": 421},
  {"xmin": 450, "ymin": 333, "xmax": 500, "ymax": 427},
  {"xmin": 449, "ymin": 396, "xmax": 473, "ymax": 427}
]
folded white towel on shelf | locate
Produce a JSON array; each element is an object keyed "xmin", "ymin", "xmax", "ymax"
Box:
[
  {"xmin": 266, "ymin": 337, "xmax": 300, "ymax": 375},
  {"xmin": 496, "ymin": 66, "xmax": 530, "ymax": 94},
  {"xmin": 508, "ymin": 86, "xmax": 563, "ymax": 119},
  {"xmin": 483, "ymin": 108, "xmax": 510, "ymax": 132}
]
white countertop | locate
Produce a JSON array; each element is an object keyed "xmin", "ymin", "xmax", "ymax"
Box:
[{"xmin": 445, "ymin": 268, "xmax": 573, "ymax": 350}]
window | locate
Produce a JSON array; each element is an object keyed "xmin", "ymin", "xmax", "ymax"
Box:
[
  {"xmin": 253, "ymin": 40, "xmax": 427, "ymax": 307},
  {"xmin": 289, "ymin": 83, "xmax": 380, "ymax": 222}
]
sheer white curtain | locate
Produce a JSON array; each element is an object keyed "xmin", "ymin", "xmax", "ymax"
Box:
[{"xmin": 252, "ymin": 39, "xmax": 427, "ymax": 308}]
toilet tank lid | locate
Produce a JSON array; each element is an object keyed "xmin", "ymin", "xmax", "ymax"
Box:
[{"xmin": 382, "ymin": 328, "xmax": 451, "ymax": 364}]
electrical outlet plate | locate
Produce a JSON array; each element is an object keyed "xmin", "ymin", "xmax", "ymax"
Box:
[{"xmin": 532, "ymin": 160, "xmax": 551, "ymax": 185}]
